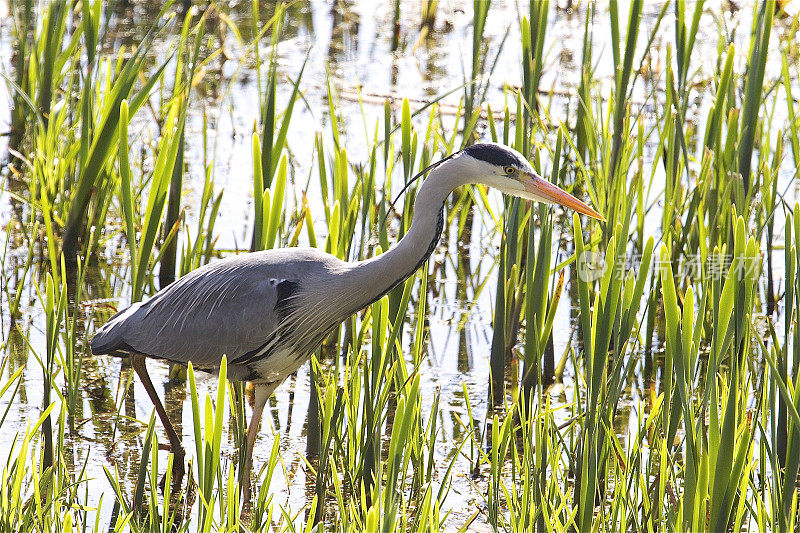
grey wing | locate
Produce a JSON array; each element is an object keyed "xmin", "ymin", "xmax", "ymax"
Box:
[{"xmin": 91, "ymin": 258, "xmax": 300, "ymax": 369}]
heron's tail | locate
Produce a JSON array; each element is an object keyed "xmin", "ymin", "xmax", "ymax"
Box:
[{"xmin": 90, "ymin": 302, "xmax": 142, "ymax": 355}]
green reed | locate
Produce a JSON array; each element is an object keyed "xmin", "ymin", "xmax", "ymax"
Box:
[
  {"xmin": 61, "ymin": 7, "xmax": 169, "ymax": 263},
  {"xmin": 519, "ymin": 0, "xmax": 548, "ymax": 155},
  {"xmin": 179, "ymin": 158, "xmax": 224, "ymax": 276},
  {"xmin": 159, "ymin": 9, "xmax": 205, "ymax": 290},
  {"xmin": 607, "ymin": 0, "xmax": 642, "ymax": 180},
  {"xmin": 254, "ymin": 5, "xmax": 306, "ymax": 193},
  {"xmin": 420, "ymin": 0, "xmax": 438, "ymax": 32},
  {"xmin": 738, "ymin": 0, "xmax": 774, "ymax": 196},
  {"xmin": 6, "ymin": 0, "xmax": 33, "ymax": 161},
  {"xmin": 463, "ymin": 0, "xmax": 510, "ymax": 143},
  {"xmin": 119, "ymin": 98, "xmax": 186, "ymax": 304}
]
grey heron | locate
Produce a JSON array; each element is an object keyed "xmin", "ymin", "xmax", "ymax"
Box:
[{"xmin": 91, "ymin": 142, "xmax": 603, "ymax": 501}]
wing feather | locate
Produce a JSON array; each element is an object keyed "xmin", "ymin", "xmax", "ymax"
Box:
[{"xmin": 91, "ymin": 249, "xmax": 340, "ymax": 369}]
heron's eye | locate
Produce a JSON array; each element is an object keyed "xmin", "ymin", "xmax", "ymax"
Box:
[{"xmin": 504, "ymin": 166, "xmax": 515, "ymax": 175}]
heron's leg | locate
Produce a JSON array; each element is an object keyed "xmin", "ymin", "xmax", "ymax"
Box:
[
  {"xmin": 130, "ymin": 354, "xmax": 185, "ymax": 485},
  {"xmin": 242, "ymin": 383, "xmax": 274, "ymax": 506}
]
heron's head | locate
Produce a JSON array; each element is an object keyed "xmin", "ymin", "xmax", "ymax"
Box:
[{"xmin": 460, "ymin": 142, "xmax": 604, "ymax": 221}]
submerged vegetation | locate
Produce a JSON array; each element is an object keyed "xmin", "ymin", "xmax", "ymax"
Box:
[{"xmin": 1, "ymin": 0, "xmax": 800, "ymax": 531}]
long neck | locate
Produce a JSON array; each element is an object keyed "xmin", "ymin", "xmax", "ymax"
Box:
[{"xmin": 341, "ymin": 159, "xmax": 467, "ymax": 312}]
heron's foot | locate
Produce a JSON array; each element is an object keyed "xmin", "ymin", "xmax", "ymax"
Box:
[
  {"xmin": 242, "ymin": 475, "xmax": 255, "ymax": 514},
  {"xmin": 158, "ymin": 449, "xmax": 186, "ymax": 495}
]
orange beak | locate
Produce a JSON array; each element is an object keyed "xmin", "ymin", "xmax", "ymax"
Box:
[{"xmin": 521, "ymin": 171, "xmax": 605, "ymax": 221}]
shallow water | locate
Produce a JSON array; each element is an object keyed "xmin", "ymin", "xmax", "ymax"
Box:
[{"xmin": 1, "ymin": 0, "xmax": 798, "ymax": 529}]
